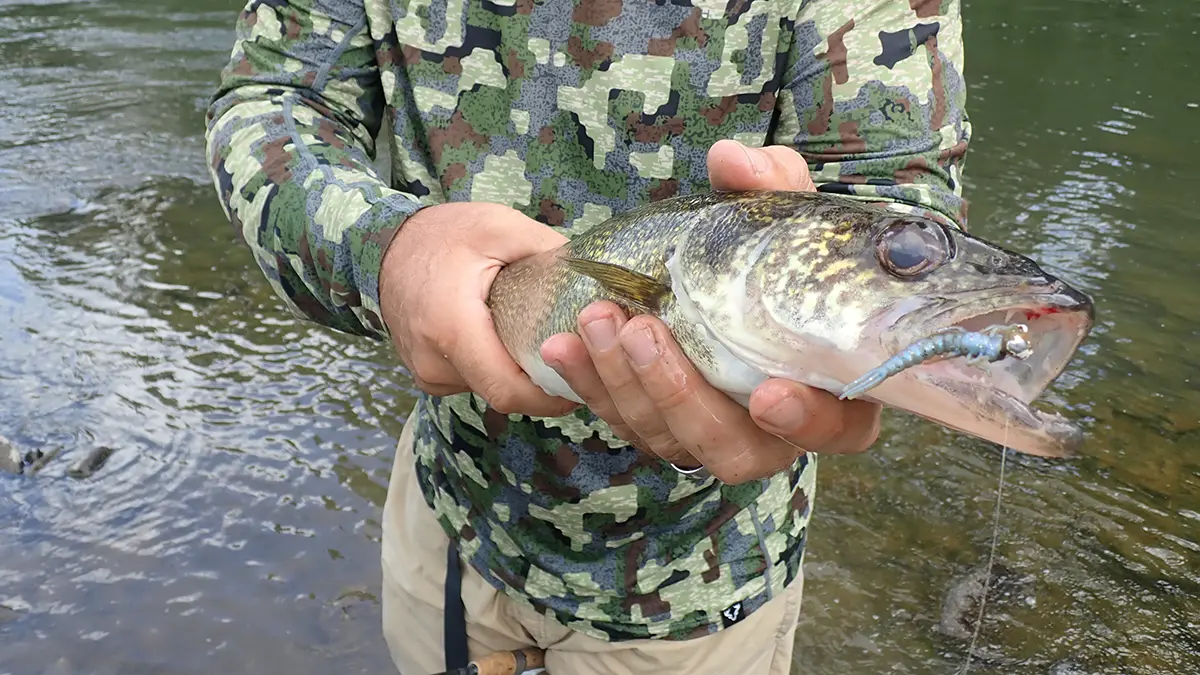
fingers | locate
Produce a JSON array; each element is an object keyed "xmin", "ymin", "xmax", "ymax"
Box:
[
  {"xmin": 707, "ymin": 140, "xmax": 817, "ymax": 192},
  {"xmin": 615, "ymin": 315, "xmax": 802, "ymax": 482},
  {"xmin": 450, "ymin": 302, "xmax": 580, "ymax": 417},
  {"xmin": 611, "ymin": 315, "xmax": 881, "ymax": 480},
  {"xmin": 572, "ymin": 302, "xmax": 697, "ymax": 467},
  {"xmin": 540, "ymin": 332, "xmax": 637, "ymax": 443},
  {"xmin": 542, "ymin": 300, "xmax": 882, "ymax": 483},
  {"xmin": 398, "ymin": 333, "xmax": 471, "ymax": 397},
  {"xmin": 748, "ymin": 380, "xmax": 882, "ymax": 455}
]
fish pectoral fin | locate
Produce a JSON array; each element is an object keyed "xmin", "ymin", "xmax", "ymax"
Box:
[{"xmin": 563, "ymin": 257, "xmax": 670, "ymax": 312}]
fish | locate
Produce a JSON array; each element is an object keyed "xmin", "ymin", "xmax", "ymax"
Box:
[{"xmin": 487, "ymin": 190, "xmax": 1095, "ymax": 458}]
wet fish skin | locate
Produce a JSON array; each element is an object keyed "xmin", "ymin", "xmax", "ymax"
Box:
[{"xmin": 488, "ymin": 190, "xmax": 1095, "ymax": 458}]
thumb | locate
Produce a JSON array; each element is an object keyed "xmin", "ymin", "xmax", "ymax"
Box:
[
  {"xmin": 707, "ymin": 140, "xmax": 817, "ymax": 192},
  {"xmin": 478, "ymin": 205, "xmax": 571, "ymax": 264}
]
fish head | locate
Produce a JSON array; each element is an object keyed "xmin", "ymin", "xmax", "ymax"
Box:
[{"xmin": 690, "ymin": 193, "xmax": 1096, "ymax": 458}]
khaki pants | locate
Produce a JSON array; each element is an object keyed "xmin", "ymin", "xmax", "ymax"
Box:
[{"xmin": 380, "ymin": 415, "xmax": 805, "ymax": 675}]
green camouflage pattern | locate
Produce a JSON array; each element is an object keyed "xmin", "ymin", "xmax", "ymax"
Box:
[{"xmin": 205, "ymin": 0, "xmax": 971, "ymax": 641}]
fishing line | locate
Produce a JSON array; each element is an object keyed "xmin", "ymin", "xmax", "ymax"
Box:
[{"xmin": 958, "ymin": 416, "xmax": 1010, "ymax": 675}]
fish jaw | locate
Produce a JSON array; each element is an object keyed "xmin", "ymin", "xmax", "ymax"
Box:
[
  {"xmin": 854, "ymin": 283, "xmax": 1096, "ymax": 457},
  {"xmin": 872, "ymin": 371, "xmax": 1087, "ymax": 457}
]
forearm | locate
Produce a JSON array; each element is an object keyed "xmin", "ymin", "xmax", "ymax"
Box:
[
  {"xmin": 204, "ymin": 0, "xmax": 424, "ymax": 340},
  {"xmin": 775, "ymin": 0, "xmax": 971, "ymax": 228}
]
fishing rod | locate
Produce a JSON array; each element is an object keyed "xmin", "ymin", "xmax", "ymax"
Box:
[{"xmin": 430, "ymin": 648, "xmax": 548, "ymax": 675}]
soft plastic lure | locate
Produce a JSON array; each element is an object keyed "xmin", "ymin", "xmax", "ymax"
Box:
[{"xmin": 839, "ymin": 324, "xmax": 1034, "ymax": 401}]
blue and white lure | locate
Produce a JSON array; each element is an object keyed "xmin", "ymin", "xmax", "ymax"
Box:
[{"xmin": 839, "ymin": 324, "xmax": 1034, "ymax": 401}]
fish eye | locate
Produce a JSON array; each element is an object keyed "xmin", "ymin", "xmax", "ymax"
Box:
[{"xmin": 875, "ymin": 219, "xmax": 952, "ymax": 279}]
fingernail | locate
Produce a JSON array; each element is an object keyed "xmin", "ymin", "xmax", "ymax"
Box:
[
  {"xmin": 620, "ymin": 326, "xmax": 659, "ymax": 367},
  {"xmin": 743, "ymin": 146, "xmax": 770, "ymax": 175},
  {"xmin": 759, "ymin": 394, "xmax": 804, "ymax": 431},
  {"xmin": 582, "ymin": 317, "xmax": 617, "ymax": 350}
]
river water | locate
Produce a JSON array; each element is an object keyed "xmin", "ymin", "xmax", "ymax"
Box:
[{"xmin": 1, "ymin": 1, "xmax": 1196, "ymax": 673}]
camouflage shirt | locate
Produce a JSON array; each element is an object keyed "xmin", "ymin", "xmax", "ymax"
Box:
[{"xmin": 205, "ymin": 0, "xmax": 971, "ymax": 642}]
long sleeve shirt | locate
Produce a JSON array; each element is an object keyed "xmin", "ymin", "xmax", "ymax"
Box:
[{"xmin": 205, "ymin": 0, "xmax": 971, "ymax": 642}]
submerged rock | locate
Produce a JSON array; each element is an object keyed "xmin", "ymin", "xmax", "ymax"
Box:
[
  {"xmin": 67, "ymin": 446, "xmax": 115, "ymax": 479},
  {"xmin": 934, "ymin": 563, "xmax": 1054, "ymax": 674},
  {"xmin": 937, "ymin": 562, "xmax": 1036, "ymax": 640}
]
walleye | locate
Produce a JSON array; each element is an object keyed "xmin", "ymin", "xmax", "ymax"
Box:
[{"xmin": 487, "ymin": 190, "xmax": 1095, "ymax": 458}]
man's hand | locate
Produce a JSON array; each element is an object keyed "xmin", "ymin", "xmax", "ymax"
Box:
[
  {"xmin": 379, "ymin": 202, "xmax": 580, "ymax": 418},
  {"xmin": 539, "ymin": 140, "xmax": 882, "ymax": 484}
]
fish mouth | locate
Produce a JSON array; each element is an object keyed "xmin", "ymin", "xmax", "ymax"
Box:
[
  {"xmin": 918, "ymin": 281, "xmax": 1094, "ymax": 404},
  {"xmin": 870, "ymin": 281, "xmax": 1095, "ymax": 458}
]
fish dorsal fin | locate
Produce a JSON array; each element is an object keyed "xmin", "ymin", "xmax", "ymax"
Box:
[{"xmin": 563, "ymin": 257, "xmax": 670, "ymax": 313}]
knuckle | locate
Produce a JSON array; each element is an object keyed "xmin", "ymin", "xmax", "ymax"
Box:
[
  {"xmin": 595, "ymin": 357, "xmax": 639, "ymax": 390},
  {"xmin": 562, "ymin": 375, "xmax": 607, "ymax": 410},
  {"xmin": 410, "ymin": 307, "xmax": 448, "ymax": 344},
  {"xmin": 763, "ymin": 148, "xmax": 809, "ymax": 188},
  {"xmin": 769, "ymin": 443, "xmax": 804, "ymax": 472},
  {"xmin": 591, "ymin": 405, "xmax": 629, "ymax": 432},
  {"xmin": 413, "ymin": 329, "xmax": 439, "ymax": 352},
  {"xmin": 410, "ymin": 360, "xmax": 446, "ymax": 388},
  {"xmin": 608, "ymin": 424, "xmax": 639, "ymax": 445},
  {"xmin": 547, "ymin": 353, "xmax": 587, "ymax": 386},
  {"xmin": 477, "ymin": 377, "xmax": 525, "ymax": 414},
  {"xmin": 409, "ymin": 361, "xmax": 432, "ymax": 382},
  {"xmin": 412, "ymin": 377, "xmax": 454, "ymax": 397},
  {"xmin": 621, "ymin": 405, "xmax": 661, "ymax": 433},
  {"xmin": 709, "ymin": 444, "xmax": 761, "ymax": 484},
  {"xmin": 647, "ymin": 438, "xmax": 690, "ymax": 466},
  {"xmin": 489, "ymin": 399, "xmax": 518, "ymax": 415},
  {"xmin": 425, "ymin": 329, "xmax": 453, "ymax": 356},
  {"xmin": 646, "ymin": 375, "xmax": 694, "ymax": 412},
  {"xmin": 763, "ymin": 144, "xmax": 801, "ymax": 166},
  {"xmin": 642, "ymin": 429, "xmax": 680, "ymax": 454},
  {"xmin": 710, "ymin": 464, "xmax": 745, "ymax": 484},
  {"xmin": 483, "ymin": 390, "xmax": 518, "ymax": 414}
]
